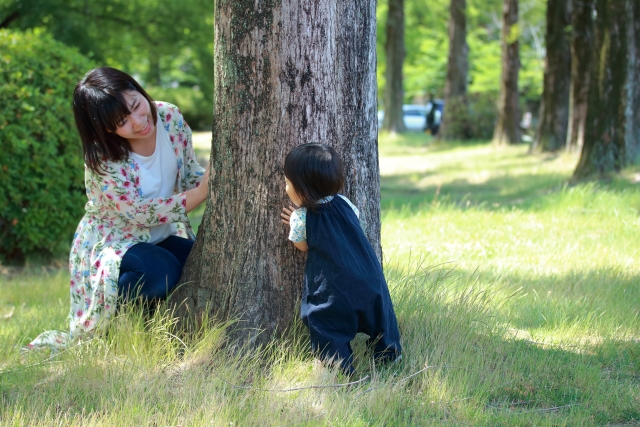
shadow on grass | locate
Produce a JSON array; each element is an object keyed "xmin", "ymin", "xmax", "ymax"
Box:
[
  {"xmin": 381, "ymin": 171, "xmax": 571, "ymax": 211},
  {"xmin": 382, "ymin": 263, "xmax": 640, "ymax": 424}
]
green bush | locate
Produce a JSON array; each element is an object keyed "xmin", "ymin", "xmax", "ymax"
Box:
[
  {"xmin": 441, "ymin": 96, "xmax": 473, "ymax": 140},
  {"xmin": 439, "ymin": 92, "xmax": 497, "ymax": 141},
  {"xmin": 0, "ymin": 29, "xmax": 94, "ymax": 265},
  {"xmin": 467, "ymin": 91, "xmax": 498, "ymax": 140},
  {"xmin": 146, "ymin": 86, "xmax": 212, "ymax": 131}
]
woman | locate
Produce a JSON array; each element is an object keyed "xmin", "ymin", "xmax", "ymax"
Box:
[{"xmin": 29, "ymin": 67, "xmax": 209, "ymax": 349}]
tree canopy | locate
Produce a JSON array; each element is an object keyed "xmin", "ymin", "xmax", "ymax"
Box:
[
  {"xmin": 2, "ymin": 0, "xmax": 546, "ymax": 117},
  {"xmin": 0, "ymin": 0, "xmax": 213, "ymax": 128},
  {"xmin": 377, "ymin": 0, "xmax": 545, "ymax": 106}
]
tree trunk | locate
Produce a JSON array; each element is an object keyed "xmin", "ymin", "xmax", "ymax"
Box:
[
  {"xmin": 382, "ymin": 0, "xmax": 406, "ymax": 133},
  {"xmin": 147, "ymin": 50, "xmax": 161, "ymax": 87},
  {"xmin": 573, "ymin": 0, "xmax": 640, "ymax": 178},
  {"xmin": 170, "ymin": 0, "xmax": 381, "ymax": 347},
  {"xmin": 492, "ymin": 0, "xmax": 520, "ymax": 146},
  {"xmin": 439, "ymin": 0, "xmax": 469, "ymax": 140},
  {"xmin": 566, "ymin": 0, "xmax": 594, "ymax": 152},
  {"xmin": 530, "ymin": 0, "xmax": 572, "ymax": 153},
  {"xmin": 0, "ymin": 11, "xmax": 20, "ymax": 28}
]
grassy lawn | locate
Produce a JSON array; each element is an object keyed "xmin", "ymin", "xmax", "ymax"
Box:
[{"xmin": 1, "ymin": 132, "xmax": 639, "ymax": 426}]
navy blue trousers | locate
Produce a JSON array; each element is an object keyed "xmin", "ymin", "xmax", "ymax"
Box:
[{"xmin": 117, "ymin": 235, "xmax": 194, "ymax": 300}]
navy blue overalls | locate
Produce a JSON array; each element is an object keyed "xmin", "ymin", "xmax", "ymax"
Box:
[{"xmin": 301, "ymin": 195, "xmax": 402, "ymax": 373}]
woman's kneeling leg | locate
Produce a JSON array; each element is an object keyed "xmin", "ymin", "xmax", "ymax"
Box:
[{"xmin": 118, "ymin": 238, "xmax": 193, "ymax": 300}]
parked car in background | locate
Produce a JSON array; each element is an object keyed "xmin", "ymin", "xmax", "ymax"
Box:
[
  {"xmin": 377, "ymin": 101, "xmax": 444, "ymax": 133},
  {"xmin": 402, "ymin": 104, "xmax": 428, "ymax": 131}
]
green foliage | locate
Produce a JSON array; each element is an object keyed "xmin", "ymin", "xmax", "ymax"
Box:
[
  {"xmin": 0, "ymin": 0, "xmax": 214, "ymax": 124},
  {"xmin": 0, "ymin": 29, "xmax": 93, "ymax": 265},
  {"xmin": 378, "ymin": 0, "xmax": 545, "ymax": 112},
  {"xmin": 438, "ymin": 92, "xmax": 499, "ymax": 141},
  {"xmin": 402, "ymin": 0, "xmax": 449, "ymax": 100},
  {"xmin": 146, "ymin": 86, "xmax": 212, "ymax": 131},
  {"xmin": 377, "ymin": 0, "xmax": 449, "ymax": 102},
  {"xmin": 467, "ymin": 91, "xmax": 499, "ymax": 140},
  {"xmin": 467, "ymin": 26, "xmax": 502, "ymax": 93}
]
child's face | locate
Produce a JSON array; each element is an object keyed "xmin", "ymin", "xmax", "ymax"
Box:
[{"xmin": 285, "ymin": 177, "xmax": 303, "ymax": 207}]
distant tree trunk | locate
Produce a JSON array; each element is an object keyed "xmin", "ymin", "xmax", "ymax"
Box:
[
  {"xmin": 439, "ymin": 0, "xmax": 469, "ymax": 140},
  {"xmin": 170, "ymin": 0, "xmax": 382, "ymax": 347},
  {"xmin": 573, "ymin": 0, "xmax": 640, "ymax": 178},
  {"xmin": 382, "ymin": 0, "xmax": 406, "ymax": 133},
  {"xmin": 531, "ymin": 0, "xmax": 572, "ymax": 153},
  {"xmin": 566, "ymin": 0, "xmax": 595, "ymax": 152},
  {"xmin": 148, "ymin": 51, "xmax": 161, "ymax": 86},
  {"xmin": 0, "ymin": 11, "xmax": 20, "ymax": 28},
  {"xmin": 492, "ymin": 0, "xmax": 520, "ymax": 146}
]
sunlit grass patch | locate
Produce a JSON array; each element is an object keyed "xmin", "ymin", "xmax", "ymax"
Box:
[
  {"xmin": 380, "ymin": 187, "xmax": 640, "ymax": 338},
  {"xmin": 0, "ymin": 269, "xmax": 68, "ymax": 359}
]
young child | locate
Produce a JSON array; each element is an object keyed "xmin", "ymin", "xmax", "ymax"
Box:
[{"xmin": 280, "ymin": 143, "xmax": 402, "ymax": 374}]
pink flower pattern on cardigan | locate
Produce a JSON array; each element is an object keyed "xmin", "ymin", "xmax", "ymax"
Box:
[{"xmin": 28, "ymin": 102, "xmax": 206, "ymax": 349}]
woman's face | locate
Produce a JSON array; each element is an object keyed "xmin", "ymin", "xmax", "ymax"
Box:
[
  {"xmin": 285, "ymin": 177, "xmax": 303, "ymax": 207},
  {"xmin": 112, "ymin": 91, "xmax": 155, "ymax": 141}
]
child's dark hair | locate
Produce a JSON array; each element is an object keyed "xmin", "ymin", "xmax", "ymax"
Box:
[
  {"xmin": 284, "ymin": 143, "xmax": 345, "ymax": 210},
  {"xmin": 73, "ymin": 67, "xmax": 158, "ymax": 174}
]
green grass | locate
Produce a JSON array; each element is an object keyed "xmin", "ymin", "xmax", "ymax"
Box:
[{"xmin": 1, "ymin": 132, "xmax": 639, "ymax": 426}]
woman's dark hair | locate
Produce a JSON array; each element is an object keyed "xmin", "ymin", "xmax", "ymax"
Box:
[
  {"xmin": 284, "ymin": 143, "xmax": 345, "ymax": 210},
  {"xmin": 73, "ymin": 67, "xmax": 157, "ymax": 174}
]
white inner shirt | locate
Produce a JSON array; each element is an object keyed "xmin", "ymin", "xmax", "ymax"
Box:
[{"xmin": 129, "ymin": 116, "xmax": 178, "ymax": 244}]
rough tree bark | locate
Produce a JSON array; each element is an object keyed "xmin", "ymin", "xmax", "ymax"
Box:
[
  {"xmin": 170, "ymin": 0, "xmax": 382, "ymax": 347},
  {"xmin": 439, "ymin": 0, "xmax": 469, "ymax": 140},
  {"xmin": 492, "ymin": 0, "xmax": 520, "ymax": 146},
  {"xmin": 382, "ymin": 0, "xmax": 406, "ymax": 133},
  {"xmin": 573, "ymin": 0, "xmax": 640, "ymax": 178},
  {"xmin": 530, "ymin": 0, "xmax": 571, "ymax": 153},
  {"xmin": 566, "ymin": 0, "xmax": 594, "ymax": 152}
]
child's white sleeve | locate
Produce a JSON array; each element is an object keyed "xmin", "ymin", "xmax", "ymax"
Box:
[{"xmin": 288, "ymin": 207, "xmax": 307, "ymax": 242}]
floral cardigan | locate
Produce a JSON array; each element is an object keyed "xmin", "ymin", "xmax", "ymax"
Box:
[{"xmin": 28, "ymin": 102, "xmax": 206, "ymax": 349}]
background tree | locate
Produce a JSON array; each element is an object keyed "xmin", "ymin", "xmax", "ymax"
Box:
[
  {"xmin": 382, "ymin": 0, "xmax": 544, "ymax": 104},
  {"xmin": 566, "ymin": 0, "xmax": 594, "ymax": 152},
  {"xmin": 573, "ymin": 0, "xmax": 640, "ymax": 178},
  {"xmin": 382, "ymin": 0, "xmax": 406, "ymax": 133},
  {"xmin": 0, "ymin": 0, "xmax": 214, "ymax": 130},
  {"xmin": 439, "ymin": 0, "xmax": 470, "ymax": 140},
  {"xmin": 3, "ymin": 0, "xmax": 549, "ymax": 139},
  {"xmin": 492, "ymin": 0, "xmax": 520, "ymax": 145},
  {"xmin": 530, "ymin": 0, "xmax": 571, "ymax": 153},
  {"xmin": 171, "ymin": 0, "xmax": 381, "ymax": 346}
]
